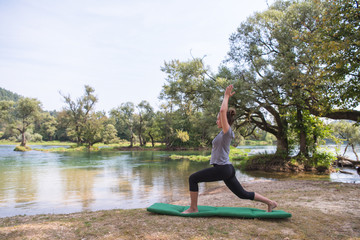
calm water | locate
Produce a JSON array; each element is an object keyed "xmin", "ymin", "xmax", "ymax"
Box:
[{"xmin": 0, "ymin": 144, "xmax": 359, "ymax": 218}]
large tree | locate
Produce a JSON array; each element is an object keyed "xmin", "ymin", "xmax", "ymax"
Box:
[
  {"xmin": 61, "ymin": 85, "xmax": 98, "ymax": 145},
  {"xmin": 226, "ymin": 0, "xmax": 301, "ymax": 155},
  {"xmin": 82, "ymin": 111, "xmax": 107, "ymax": 149},
  {"xmin": 134, "ymin": 100, "xmax": 154, "ymax": 146},
  {"xmin": 110, "ymin": 102, "xmax": 135, "ymax": 147},
  {"xmin": 159, "ymin": 58, "xmax": 220, "ymax": 147},
  {"xmin": 12, "ymin": 98, "xmax": 42, "ymax": 146},
  {"xmin": 225, "ymin": 0, "xmax": 360, "ymax": 157}
]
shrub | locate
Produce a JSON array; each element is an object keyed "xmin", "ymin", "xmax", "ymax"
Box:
[
  {"xmin": 32, "ymin": 133, "xmax": 43, "ymax": 142},
  {"xmin": 311, "ymin": 151, "xmax": 336, "ymax": 168}
]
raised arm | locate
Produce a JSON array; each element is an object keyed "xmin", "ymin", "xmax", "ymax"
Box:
[{"xmin": 219, "ymin": 84, "xmax": 235, "ymax": 134}]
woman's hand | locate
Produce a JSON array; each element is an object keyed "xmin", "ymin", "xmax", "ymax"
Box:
[{"xmin": 225, "ymin": 84, "xmax": 235, "ymax": 98}]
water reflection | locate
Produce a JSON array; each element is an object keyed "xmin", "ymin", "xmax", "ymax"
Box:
[
  {"xmin": 61, "ymin": 168, "xmax": 99, "ymax": 211},
  {"xmin": 0, "ymin": 146, "xmax": 224, "ymax": 217},
  {"xmin": 0, "ymin": 145, "xmax": 358, "ymax": 217}
]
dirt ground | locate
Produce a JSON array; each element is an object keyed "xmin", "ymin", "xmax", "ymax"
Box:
[{"xmin": 0, "ymin": 180, "xmax": 359, "ymax": 240}]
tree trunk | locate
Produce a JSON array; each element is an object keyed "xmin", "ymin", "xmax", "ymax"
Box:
[
  {"xmin": 138, "ymin": 134, "xmax": 143, "ymax": 146},
  {"xmin": 21, "ymin": 130, "xmax": 26, "ymax": 147},
  {"xmin": 75, "ymin": 125, "xmax": 82, "ymax": 146},
  {"xmin": 351, "ymin": 144, "xmax": 359, "ymax": 161},
  {"xmin": 129, "ymin": 127, "xmax": 134, "ymax": 147},
  {"xmin": 297, "ymin": 108, "xmax": 308, "ymax": 157},
  {"xmin": 343, "ymin": 143, "xmax": 349, "ymax": 155},
  {"xmin": 148, "ymin": 131, "xmax": 154, "ymax": 147},
  {"xmin": 275, "ymin": 134, "xmax": 288, "ymax": 155}
]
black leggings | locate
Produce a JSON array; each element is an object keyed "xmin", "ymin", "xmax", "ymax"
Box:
[{"xmin": 188, "ymin": 164, "xmax": 255, "ymax": 200}]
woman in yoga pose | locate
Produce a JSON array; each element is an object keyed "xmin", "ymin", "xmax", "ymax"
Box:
[{"xmin": 183, "ymin": 84, "xmax": 278, "ymax": 214}]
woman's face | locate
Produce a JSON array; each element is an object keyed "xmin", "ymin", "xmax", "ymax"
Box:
[{"xmin": 216, "ymin": 113, "xmax": 222, "ymax": 128}]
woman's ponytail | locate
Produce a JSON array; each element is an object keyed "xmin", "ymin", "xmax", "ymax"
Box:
[{"xmin": 226, "ymin": 108, "xmax": 236, "ymax": 126}]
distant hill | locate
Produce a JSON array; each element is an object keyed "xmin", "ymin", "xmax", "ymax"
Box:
[{"xmin": 0, "ymin": 87, "xmax": 22, "ymax": 101}]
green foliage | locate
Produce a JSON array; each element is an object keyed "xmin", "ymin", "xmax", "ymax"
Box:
[
  {"xmin": 0, "ymin": 87, "xmax": 22, "ymax": 101},
  {"xmin": 32, "ymin": 133, "xmax": 43, "ymax": 142},
  {"xmin": 330, "ymin": 120, "xmax": 360, "ymax": 160},
  {"xmin": 310, "ymin": 150, "xmax": 336, "ymax": 169},
  {"xmin": 109, "ymin": 102, "xmax": 135, "ymax": 146},
  {"xmin": 0, "ymin": 100, "xmax": 15, "ymax": 123},
  {"xmin": 102, "ymin": 124, "xmax": 119, "ymax": 144},
  {"xmin": 61, "ymin": 85, "xmax": 98, "ymax": 146},
  {"xmin": 176, "ymin": 129, "xmax": 189, "ymax": 142},
  {"xmin": 35, "ymin": 112, "xmax": 57, "ymax": 141},
  {"xmin": 238, "ymin": 150, "xmax": 333, "ymax": 172},
  {"xmin": 133, "ymin": 100, "xmax": 154, "ymax": 146},
  {"xmin": 239, "ymin": 152, "xmax": 290, "ymax": 170},
  {"xmin": 288, "ymin": 110, "xmax": 332, "ymax": 156},
  {"xmin": 330, "ymin": 120, "xmax": 360, "ymax": 145},
  {"xmin": 61, "ymin": 85, "xmax": 106, "ymax": 148},
  {"xmin": 159, "ymin": 58, "xmax": 220, "ymax": 148},
  {"xmin": 170, "ymin": 147, "xmax": 248, "ymax": 162},
  {"xmin": 10, "ymin": 98, "xmax": 42, "ymax": 146},
  {"xmin": 82, "ymin": 112, "xmax": 107, "ymax": 149},
  {"xmin": 229, "ymin": 146, "xmax": 250, "ymax": 160},
  {"xmin": 311, "ymin": 0, "xmax": 360, "ymax": 108}
]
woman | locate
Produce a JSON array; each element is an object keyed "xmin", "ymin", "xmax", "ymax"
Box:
[{"xmin": 182, "ymin": 84, "xmax": 278, "ymax": 214}]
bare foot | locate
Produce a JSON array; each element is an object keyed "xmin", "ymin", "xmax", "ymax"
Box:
[
  {"xmin": 267, "ymin": 201, "xmax": 278, "ymax": 212},
  {"xmin": 182, "ymin": 207, "xmax": 198, "ymax": 214}
]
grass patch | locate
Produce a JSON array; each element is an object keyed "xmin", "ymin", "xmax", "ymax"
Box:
[
  {"xmin": 170, "ymin": 146, "xmax": 249, "ymax": 162},
  {"xmin": 242, "ymin": 140, "xmax": 273, "ymax": 145},
  {"xmin": 23, "ymin": 141, "xmax": 168, "ymax": 152},
  {"xmin": 13, "ymin": 146, "xmax": 32, "ymax": 151},
  {"xmin": 0, "ymin": 140, "xmax": 76, "ymax": 146},
  {"xmin": 170, "ymin": 154, "xmax": 211, "ymax": 162}
]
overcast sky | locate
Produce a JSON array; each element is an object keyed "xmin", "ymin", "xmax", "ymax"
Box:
[{"xmin": 0, "ymin": 0, "xmax": 274, "ymax": 112}]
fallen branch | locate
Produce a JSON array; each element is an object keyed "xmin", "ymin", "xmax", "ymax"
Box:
[{"xmin": 337, "ymin": 156, "xmax": 360, "ymax": 166}]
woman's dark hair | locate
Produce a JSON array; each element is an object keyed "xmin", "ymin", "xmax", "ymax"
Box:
[{"xmin": 227, "ymin": 108, "xmax": 236, "ymax": 126}]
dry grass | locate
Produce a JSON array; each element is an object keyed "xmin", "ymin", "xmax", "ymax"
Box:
[{"xmin": 0, "ymin": 180, "xmax": 359, "ymax": 240}]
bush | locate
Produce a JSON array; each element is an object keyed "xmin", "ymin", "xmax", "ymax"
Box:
[
  {"xmin": 311, "ymin": 151, "xmax": 336, "ymax": 168},
  {"xmin": 229, "ymin": 146, "xmax": 249, "ymax": 160},
  {"xmin": 32, "ymin": 133, "xmax": 43, "ymax": 142}
]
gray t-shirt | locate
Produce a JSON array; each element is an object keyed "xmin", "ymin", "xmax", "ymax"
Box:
[{"xmin": 210, "ymin": 127, "xmax": 235, "ymax": 165}]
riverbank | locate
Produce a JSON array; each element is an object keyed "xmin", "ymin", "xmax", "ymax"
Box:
[{"xmin": 1, "ymin": 180, "xmax": 359, "ymax": 240}]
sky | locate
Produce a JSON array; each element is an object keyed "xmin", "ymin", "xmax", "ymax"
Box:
[{"xmin": 0, "ymin": 0, "xmax": 274, "ymax": 113}]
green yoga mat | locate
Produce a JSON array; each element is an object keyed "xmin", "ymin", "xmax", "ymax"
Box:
[{"xmin": 147, "ymin": 203, "xmax": 291, "ymax": 219}]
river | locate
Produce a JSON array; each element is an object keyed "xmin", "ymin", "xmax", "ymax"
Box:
[{"xmin": 0, "ymin": 144, "xmax": 358, "ymax": 217}]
